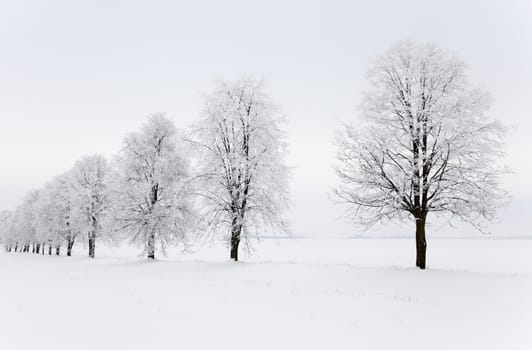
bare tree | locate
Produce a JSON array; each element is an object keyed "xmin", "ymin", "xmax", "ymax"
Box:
[
  {"xmin": 190, "ymin": 77, "xmax": 290, "ymax": 261},
  {"xmin": 109, "ymin": 114, "xmax": 194, "ymax": 260},
  {"xmin": 334, "ymin": 41, "xmax": 507, "ymax": 269}
]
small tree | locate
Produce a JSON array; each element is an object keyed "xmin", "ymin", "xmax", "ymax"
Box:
[
  {"xmin": 69, "ymin": 155, "xmax": 110, "ymax": 258},
  {"xmin": 7, "ymin": 210, "xmax": 22, "ymax": 252},
  {"xmin": 334, "ymin": 41, "xmax": 507, "ymax": 269},
  {"xmin": 34, "ymin": 184, "xmax": 57, "ymax": 255},
  {"xmin": 17, "ymin": 190, "xmax": 40, "ymax": 253},
  {"xmin": 7, "ymin": 191, "xmax": 41, "ymax": 253},
  {"xmin": 34, "ymin": 175, "xmax": 78, "ymax": 256},
  {"xmin": 0, "ymin": 210, "xmax": 13, "ymax": 252},
  {"xmin": 190, "ymin": 77, "xmax": 290, "ymax": 261},
  {"xmin": 109, "ymin": 114, "xmax": 194, "ymax": 259}
]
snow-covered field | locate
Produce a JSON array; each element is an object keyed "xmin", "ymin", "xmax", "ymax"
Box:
[{"xmin": 0, "ymin": 237, "xmax": 531, "ymax": 350}]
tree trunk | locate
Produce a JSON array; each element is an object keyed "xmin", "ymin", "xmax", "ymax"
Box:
[
  {"xmin": 42, "ymin": 242, "xmax": 45, "ymax": 255},
  {"xmin": 32, "ymin": 243, "xmax": 35, "ymax": 253},
  {"xmin": 415, "ymin": 214, "xmax": 427, "ymax": 269},
  {"xmin": 14, "ymin": 243, "xmax": 18, "ymax": 253},
  {"xmin": 66, "ymin": 238, "xmax": 74, "ymax": 257},
  {"xmin": 230, "ymin": 224, "xmax": 241, "ymax": 262},
  {"xmin": 55, "ymin": 246, "xmax": 60, "ymax": 256},
  {"xmin": 36, "ymin": 243, "xmax": 40, "ymax": 254},
  {"xmin": 147, "ymin": 184, "xmax": 158, "ymax": 260},
  {"xmin": 147, "ymin": 231, "xmax": 155, "ymax": 260},
  {"xmin": 48, "ymin": 244, "xmax": 52, "ymax": 255},
  {"xmin": 88, "ymin": 235, "xmax": 95, "ymax": 258}
]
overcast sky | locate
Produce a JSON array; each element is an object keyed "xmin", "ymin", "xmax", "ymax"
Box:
[{"xmin": 0, "ymin": 0, "xmax": 531, "ymax": 237}]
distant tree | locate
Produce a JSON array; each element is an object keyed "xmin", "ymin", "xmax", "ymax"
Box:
[
  {"xmin": 34, "ymin": 174, "xmax": 77, "ymax": 256},
  {"xmin": 6, "ymin": 211, "xmax": 21, "ymax": 252},
  {"xmin": 69, "ymin": 155, "xmax": 110, "ymax": 258},
  {"xmin": 7, "ymin": 192, "xmax": 40, "ymax": 254},
  {"xmin": 8, "ymin": 207, "xmax": 25, "ymax": 252},
  {"xmin": 334, "ymin": 41, "xmax": 507, "ymax": 269},
  {"xmin": 0, "ymin": 210, "xmax": 13, "ymax": 252},
  {"xmin": 17, "ymin": 190, "xmax": 40, "ymax": 253},
  {"xmin": 34, "ymin": 183, "xmax": 56, "ymax": 255},
  {"xmin": 109, "ymin": 114, "xmax": 194, "ymax": 259},
  {"xmin": 190, "ymin": 77, "xmax": 290, "ymax": 261}
]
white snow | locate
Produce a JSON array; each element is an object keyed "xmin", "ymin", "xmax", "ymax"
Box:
[{"xmin": 0, "ymin": 237, "xmax": 531, "ymax": 350}]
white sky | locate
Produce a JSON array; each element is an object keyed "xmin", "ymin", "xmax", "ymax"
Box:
[{"xmin": 0, "ymin": 0, "xmax": 531, "ymax": 237}]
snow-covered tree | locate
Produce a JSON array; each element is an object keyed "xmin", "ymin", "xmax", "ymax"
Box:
[
  {"xmin": 334, "ymin": 41, "xmax": 507, "ymax": 269},
  {"xmin": 34, "ymin": 174, "xmax": 77, "ymax": 256},
  {"xmin": 6, "ymin": 209, "xmax": 22, "ymax": 252},
  {"xmin": 34, "ymin": 183, "xmax": 56, "ymax": 255},
  {"xmin": 16, "ymin": 190, "xmax": 40, "ymax": 253},
  {"xmin": 8, "ymin": 207, "xmax": 26, "ymax": 252},
  {"xmin": 109, "ymin": 114, "xmax": 194, "ymax": 259},
  {"xmin": 6, "ymin": 191, "xmax": 40, "ymax": 254},
  {"xmin": 0, "ymin": 210, "xmax": 13, "ymax": 252},
  {"xmin": 69, "ymin": 155, "xmax": 110, "ymax": 258},
  {"xmin": 190, "ymin": 77, "xmax": 290, "ymax": 261}
]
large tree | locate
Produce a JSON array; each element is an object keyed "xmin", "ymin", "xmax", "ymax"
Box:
[
  {"xmin": 109, "ymin": 114, "xmax": 194, "ymax": 260},
  {"xmin": 334, "ymin": 41, "xmax": 507, "ymax": 269},
  {"xmin": 190, "ymin": 77, "xmax": 290, "ymax": 261}
]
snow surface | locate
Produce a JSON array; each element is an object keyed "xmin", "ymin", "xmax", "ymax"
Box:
[{"xmin": 0, "ymin": 237, "xmax": 531, "ymax": 350}]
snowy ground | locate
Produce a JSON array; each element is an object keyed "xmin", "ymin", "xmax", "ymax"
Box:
[{"xmin": 0, "ymin": 237, "xmax": 531, "ymax": 350}]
